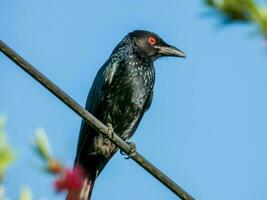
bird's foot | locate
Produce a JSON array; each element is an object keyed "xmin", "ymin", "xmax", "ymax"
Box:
[
  {"xmin": 106, "ymin": 123, "xmax": 114, "ymax": 139},
  {"xmin": 120, "ymin": 141, "xmax": 136, "ymax": 159}
]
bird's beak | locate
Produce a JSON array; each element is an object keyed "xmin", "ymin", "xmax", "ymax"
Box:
[{"xmin": 155, "ymin": 44, "xmax": 186, "ymax": 58}]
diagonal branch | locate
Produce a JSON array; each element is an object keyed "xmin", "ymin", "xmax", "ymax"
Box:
[{"xmin": 0, "ymin": 40, "xmax": 195, "ymax": 200}]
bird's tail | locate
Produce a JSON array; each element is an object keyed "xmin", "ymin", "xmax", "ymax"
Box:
[
  {"xmin": 66, "ymin": 177, "xmax": 95, "ymax": 200},
  {"xmin": 85, "ymin": 177, "xmax": 95, "ymax": 200},
  {"xmin": 66, "ymin": 168, "xmax": 96, "ymax": 200}
]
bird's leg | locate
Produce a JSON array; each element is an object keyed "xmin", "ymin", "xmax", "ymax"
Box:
[
  {"xmin": 106, "ymin": 123, "xmax": 114, "ymax": 139},
  {"xmin": 120, "ymin": 141, "xmax": 136, "ymax": 159}
]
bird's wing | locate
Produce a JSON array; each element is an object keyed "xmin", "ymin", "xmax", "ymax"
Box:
[
  {"xmin": 144, "ymin": 90, "xmax": 153, "ymax": 111},
  {"xmin": 85, "ymin": 59, "xmax": 119, "ymax": 112},
  {"xmin": 125, "ymin": 90, "xmax": 153, "ymax": 139},
  {"xmin": 75, "ymin": 59, "xmax": 119, "ymax": 162}
]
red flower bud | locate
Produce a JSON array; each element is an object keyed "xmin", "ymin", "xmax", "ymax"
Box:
[{"xmin": 53, "ymin": 165, "xmax": 86, "ymax": 192}]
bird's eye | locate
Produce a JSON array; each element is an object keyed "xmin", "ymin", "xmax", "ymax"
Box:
[{"xmin": 147, "ymin": 36, "xmax": 157, "ymax": 45}]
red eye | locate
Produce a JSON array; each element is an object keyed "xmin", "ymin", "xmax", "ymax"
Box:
[{"xmin": 148, "ymin": 36, "xmax": 157, "ymax": 45}]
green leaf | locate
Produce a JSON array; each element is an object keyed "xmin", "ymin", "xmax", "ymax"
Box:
[
  {"xmin": 0, "ymin": 116, "xmax": 15, "ymax": 182},
  {"xmin": 19, "ymin": 186, "xmax": 32, "ymax": 200},
  {"xmin": 205, "ymin": 0, "xmax": 267, "ymax": 37},
  {"xmin": 33, "ymin": 128, "xmax": 51, "ymax": 160},
  {"xmin": 0, "ymin": 147, "xmax": 14, "ymax": 181}
]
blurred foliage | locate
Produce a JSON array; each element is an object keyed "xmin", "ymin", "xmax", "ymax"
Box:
[
  {"xmin": 33, "ymin": 128, "xmax": 51, "ymax": 161},
  {"xmin": 0, "ymin": 118, "xmax": 84, "ymax": 198},
  {"xmin": 19, "ymin": 187, "xmax": 32, "ymax": 200},
  {"xmin": 205, "ymin": 0, "xmax": 267, "ymax": 37},
  {"xmin": 0, "ymin": 185, "xmax": 8, "ymax": 200},
  {"xmin": 0, "ymin": 117, "xmax": 32, "ymax": 200},
  {"xmin": 33, "ymin": 129, "xmax": 64, "ymax": 174},
  {"xmin": 33, "ymin": 130, "xmax": 87, "ymax": 199},
  {"xmin": 0, "ymin": 185, "xmax": 33, "ymax": 200},
  {"xmin": 0, "ymin": 116, "xmax": 14, "ymax": 183}
]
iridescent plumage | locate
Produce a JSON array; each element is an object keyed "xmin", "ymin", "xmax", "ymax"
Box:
[{"xmin": 70, "ymin": 30, "xmax": 185, "ymax": 199}]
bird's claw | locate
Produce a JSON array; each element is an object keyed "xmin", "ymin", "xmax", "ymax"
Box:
[
  {"xmin": 106, "ymin": 123, "xmax": 114, "ymax": 139},
  {"xmin": 120, "ymin": 149, "xmax": 126, "ymax": 156},
  {"xmin": 120, "ymin": 141, "xmax": 136, "ymax": 159}
]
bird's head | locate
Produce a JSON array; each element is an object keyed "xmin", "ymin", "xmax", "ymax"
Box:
[{"xmin": 128, "ymin": 30, "xmax": 185, "ymax": 61}]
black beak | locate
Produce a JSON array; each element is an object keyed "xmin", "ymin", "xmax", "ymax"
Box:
[{"xmin": 155, "ymin": 44, "xmax": 186, "ymax": 58}]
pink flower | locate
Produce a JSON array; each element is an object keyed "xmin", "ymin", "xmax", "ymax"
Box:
[{"xmin": 54, "ymin": 165, "xmax": 86, "ymax": 192}]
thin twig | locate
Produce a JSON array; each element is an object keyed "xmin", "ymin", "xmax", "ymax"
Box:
[{"xmin": 0, "ymin": 40, "xmax": 195, "ymax": 200}]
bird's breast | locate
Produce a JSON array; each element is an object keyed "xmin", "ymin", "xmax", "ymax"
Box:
[
  {"xmin": 104, "ymin": 62, "xmax": 154, "ymax": 130},
  {"xmin": 113, "ymin": 63, "xmax": 154, "ymax": 104}
]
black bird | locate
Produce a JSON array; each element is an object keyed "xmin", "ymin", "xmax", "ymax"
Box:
[{"xmin": 69, "ymin": 30, "xmax": 185, "ymax": 199}]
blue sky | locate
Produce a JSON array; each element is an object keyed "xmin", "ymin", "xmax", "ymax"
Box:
[{"xmin": 1, "ymin": 0, "xmax": 267, "ymax": 199}]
